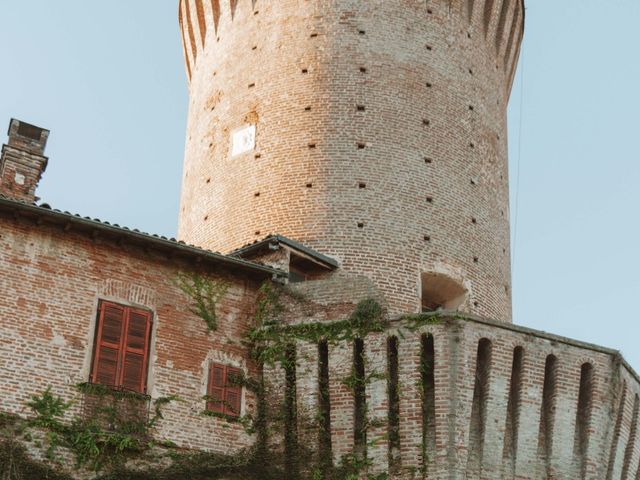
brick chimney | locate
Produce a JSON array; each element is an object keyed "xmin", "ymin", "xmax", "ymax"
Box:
[{"xmin": 0, "ymin": 119, "xmax": 49, "ymax": 203}]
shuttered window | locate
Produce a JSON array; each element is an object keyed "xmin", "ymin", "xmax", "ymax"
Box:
[
  {"xmin": 207, "ymin": 363, "xmax": 242, "ymax": 417},
  {"xmin": 91, "ymin": 301, "xmax": 152, "ymax": 394}
]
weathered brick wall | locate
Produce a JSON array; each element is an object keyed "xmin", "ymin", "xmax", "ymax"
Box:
[
  {"xmin": 2, "ymin": 210, "xmax": 635, "ymax": 479},
  {"xmin": 0, "ymin": 146, "xmax": 45, "ymax": 202},
  {"xmin": 279, "ymin": 309, "xmax": 639, "ymax": 479},
  {"xmin": 177, "ymin": 0, "xmax": 524, "ymax": 320},
  {"xmin": 2, "ymin": 204, "xmax": 638, "ymax": 479},
  {"xmin": 240, "ymin": 274, "xmax": 638, "ymax": 479},
  {"xmin": 10, "ymin": 2, "xmax": 640, "ymax": 476},
  {"xmin": 0, "ymin": 213, "xmax": 262, "ymax": 454}
]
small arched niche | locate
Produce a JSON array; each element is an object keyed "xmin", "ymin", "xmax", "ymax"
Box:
[{"xmin": 420, "ymin": 271, "xmax": 468, "ymax": 312}]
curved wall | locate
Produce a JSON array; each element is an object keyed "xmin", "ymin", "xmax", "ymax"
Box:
[
  {"xmin": 177, "ymin": 0, "xmax": 524, "ymax": 319},
  {"xmin": 274, "ymin": 310, "xmax": 634, "ymax": 479}
]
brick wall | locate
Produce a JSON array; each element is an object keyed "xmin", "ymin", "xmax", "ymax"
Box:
[
  {"xmin": 2, "ymin": 205, "xmax": 639, "ymax": 478},
  {"xmin": 177, "ymin": 0, "xmax": 524, "ymax": 320},
  {"xmin": 275, "ymin": 308, "xmax": 640, "ymax": 479},
  {"xmin": 238, "ymin": 271, "xmax": 638, "ymax": 479},
  {"xmin": 0, "ymin": 212, "xmax": 262, "ymax": 454}
]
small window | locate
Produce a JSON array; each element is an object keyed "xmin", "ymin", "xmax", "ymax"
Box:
[
  {"xmin": 90, "ymin": 301, "xmax": 153, "ymax": 394},
  {"xmin": 421, "ymin": 272, "xmax": 467, "ymax": 312},
  {"xmin": 288, "ymin": 264, "xmax": 307, "ymax": 283},
  {"xmin": 207, "ymin": 363, "xmax": 242, "ymax": 417}
]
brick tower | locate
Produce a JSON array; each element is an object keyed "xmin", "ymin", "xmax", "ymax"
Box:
[
  {"xmin": 177, "ymin": 0, "xmax": 524, "ymax": 320},
  {"xmin": 5, "ymin": 3, "xmax": 640, "ymax": 480}
]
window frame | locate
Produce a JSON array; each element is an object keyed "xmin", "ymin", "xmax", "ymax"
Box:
[
  {"xmin": 206, "ymin": 362, "xmax": 243, "ymax": 418},
  {"xmin": 90, "ymin": 300, "xmax": 153, "ymax": 394}
]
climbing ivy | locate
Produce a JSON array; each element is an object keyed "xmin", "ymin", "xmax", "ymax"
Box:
[
  {"xmin": 249, "ymin": 288, "xmax": 388, "ymax": 367},
  {"xmin": 400, "ymin": 311, "xmax": 442, "ymax": 332},
  {"xmin": 174, "ymin": 272, "xmax": 229, "ymax": 331},
  {"xmin": 341, "ymin": 369, "xmax": 386, "ymax": 391},
  {"xmin": 2, "ymin": 280, "xmax": 446, "ymax": 479},
  {"xmin": 254, "ymin": 280, "xmax": 286, "ymax": 326},
  {"xmin": 13, "ymin": 385, "xmax": 180, "ymax": 474},
  {"xmin": 247, "ymin": 284, "xmax": 396, "ymax": 479}
]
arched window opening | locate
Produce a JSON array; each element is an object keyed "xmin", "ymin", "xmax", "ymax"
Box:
[{"xmin": 421, "ymin": 272, "xmax": 467, "ymax": 311}]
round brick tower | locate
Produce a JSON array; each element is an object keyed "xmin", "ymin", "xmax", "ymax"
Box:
[{"xmin": 177, "ymin": 0, "xmax": 524, "ymax": 321}]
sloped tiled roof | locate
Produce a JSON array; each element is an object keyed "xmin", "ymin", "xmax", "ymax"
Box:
[
  {"xmin": 0, "ymin": 193, "xmax": 284, "ymax": 279},
  {"xmin": 231, "ymin": 234, "xmax": 339, "ymax": 269}
]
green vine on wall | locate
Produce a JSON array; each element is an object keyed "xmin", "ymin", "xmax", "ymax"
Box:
[
  {"xmin": 2, "ymin": 280, "xmax": 445, "ymax": 479},
  {"xmin": 254, "ymin": 281, "xmax": 286, "ymax": 326},
  {"xmin": 341, "ymin": 369, "xmax": 386, "ymax": 391},
  {"xmin": 399, "ymin": 312, "xmax": 442, "ymax": 332},
  {"xmin": 174, "ymin": 272, "xmax": 229, "ymax": 331},
  {"xmin": 18, "ymin": 385, "xmax": 180, "ymax": 473},
  {"xmin": 249, "ymin": 286, "xmax": 388, "ymax": 367},
  {"xmin": 0, "ymin": 438, "xmax": 73, "ymax": 480},
  {"xmin": 248, "ymin": 284, "xmax": 394, "ymax": 479}
]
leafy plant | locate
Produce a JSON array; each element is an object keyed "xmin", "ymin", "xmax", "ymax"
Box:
[
  {"xmin": 0, "ymin": 440, "xmax": 72, "ymax": 480},
  {"xmin": 21, "ymin": 385, "xmax": 179, "ymax": 472},
  {"xmin": 9, "ymin": 281, "xmax": 437, "ymax": 479},
  {"xmin": 26, "ymin": 387, "xmax": 72, "ymax": 430},
  {"xmin": 249, "ymin": 290, "xmax": 389, "ymax": 367},
  {"xmin": 175, "ymin": 272, "xmax": 229, "ymax": 331}
]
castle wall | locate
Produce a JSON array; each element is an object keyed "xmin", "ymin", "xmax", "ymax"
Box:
[
  {"xmin": 281, "ymin": 312, "xmax": 638, "ymax": 480},
  {"xmin": 4, "ymin": 0, "xmax": 640, "ymax": 478},
  {"xmin": 178, "ymin": 0, "xmax": 524, "ymax": 320},
  {"xmin": 0, "ymin": 212, "xmax": 261, "ymax": 454},
  {"xmin": 272, "ymin": 282, "xmax": 639, "ymax": 480},
  {"xmin": 2, "ymin": 205, "xmax": 639, "ymax": 479}
]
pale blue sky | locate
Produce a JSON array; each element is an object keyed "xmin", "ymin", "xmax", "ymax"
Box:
[{"xmin": 1, "ymin": 1, "xmax": 639, "ymax": 367}]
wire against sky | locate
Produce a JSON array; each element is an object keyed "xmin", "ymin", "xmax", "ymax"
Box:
[{"xmin": 511, "ymin": 53, "xmax": 525, "ymax": 278}]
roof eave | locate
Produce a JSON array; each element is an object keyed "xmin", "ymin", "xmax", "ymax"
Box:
[
  {"xmin": 0, "ymin": 196, "xmax": 283, "ymax": 279},
  {"xmin": 232, "ymin": 234, "xmax": 339, "ymax": 270}
]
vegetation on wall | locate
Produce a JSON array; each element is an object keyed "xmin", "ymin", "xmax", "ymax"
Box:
[
  {"xmin": 249, "ymin": 283, "xmax": 388, "ymax": 367},
  {"xmin": 248, "ymin": 283, "xmax": 394, "ymax": 479},
  {"xmin": 0, "ymin": 384, "xmax": 182, "ymax": 479},
  {"xmin": 0, "ymin": 410, "xmax": 74, "ymax": 480},
  {"xmin": 2, "ymin": 279, "xmax": 441, "ymax": 479},
  {"xmin": 174, "ymin": 271, "xmax": 228, "ymax": 331},
  {"xmin": 0, "ymin": 437, "xmax": 73, "ymax": 480}
]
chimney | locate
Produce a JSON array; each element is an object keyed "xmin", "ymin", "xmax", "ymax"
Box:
[{"xmin": 0, "ymin": 119, "xmax": 50, "ymax": 203}]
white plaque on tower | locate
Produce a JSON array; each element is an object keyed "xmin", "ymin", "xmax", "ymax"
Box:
[{"xmin": 231, "ymin": 125, "xmax": 256, "ymax": 156}]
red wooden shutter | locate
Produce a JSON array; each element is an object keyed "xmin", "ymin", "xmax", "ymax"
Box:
[
  {"xmin": 207, "ymin": 363, "xmax": 226, "ymax": 413},
  {"xmin": 225, "ymin": 367, "xmax": 242, "ymax": 417},
  {"xmin": 92, "ymin": 302, "xmax": 126, "ymax": 387},
  {"xmin": 91, "ymin": 302, "xmax": 152, "ymax": 394},
  {"xmin": 120, "ymin": 308, "xmax": 152, "ymax": 393}
]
